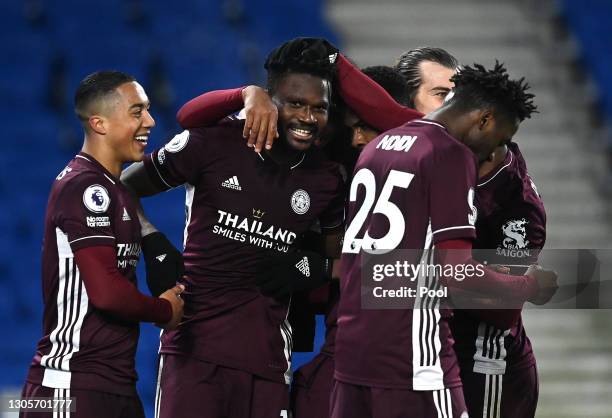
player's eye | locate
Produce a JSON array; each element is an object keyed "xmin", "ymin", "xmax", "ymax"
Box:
[{"xmin": 288, "ymin": 101, "xmax": 303, "ymax": 108}]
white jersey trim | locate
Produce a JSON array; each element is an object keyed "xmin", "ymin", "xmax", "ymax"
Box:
[
  {"xmin": 42, "ymin": 229, "xmax": 90, "ymax": 389},
  {"xmin": 483, "ymin": 374, "xmax": 503, "ymax": 418},
  {"xmin": 150, "ymin": 153, "xmax": 173, "ymax": 189},
  {"xmin": 432, "ymin": 225, "xmax": 475, "ymax": 236},
  {"xmin": 433, "ymin": 388, "xmax": 452, "ymax": 418},
  {"xmin": 103, "ymin": 174, "xmax": 116, "ymax": 185},
  {"xmin": 477, "ymin": 150, "xmax": 513, "ymax": 188},
  {"xmin": 412, "ymin": 243, "xmax": 445, "ymax": 391},
  {"xmin": 473, "ymin": 323, "xmax": 510, "ymax": 375},
  {"xmin": 155, "ymin": 354, "xmax": 165, "ymax": 418},
  {"xmin": 412, "ymin": 119, "xmax": 447, "ymax": 130},
  {"xmin": 68, "ymin": 235, "xmax": 114, "ymax": 245},
  {"xmin": 183, "ymin": 185, "xmax": 195, "ymax": 250},
  {"xmin": 280, "ymin": 295, "xmax": 293, "ymax": 385}
]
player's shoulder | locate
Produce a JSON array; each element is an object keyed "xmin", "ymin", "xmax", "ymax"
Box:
[
  {"xmin": 187, "ymin": 118, "xmax": 246, "ymax": 145},
  {"xmin": 507, "ymin": 143, "xmax": 544, "ymax": 202},
  {"xmin": 491, "ymin": 143, "xmax": 546, "ymax": 223},
  {"xmin": 52, "ymin": 156, "xmax": 117, "ymax": 206}
]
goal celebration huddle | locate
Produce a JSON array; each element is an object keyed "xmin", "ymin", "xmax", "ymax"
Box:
[{"xmin": 21, "ymin": 37, "xmax": 558, "ymax": 418}]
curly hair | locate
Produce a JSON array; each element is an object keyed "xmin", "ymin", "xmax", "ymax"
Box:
[
  {"xmin": 264, "ymin": 37, "xmax": 336, "ymax": 93},
  {"xmin": 449, "ymin": 61, "xmax": 537, "ymax": 121}
]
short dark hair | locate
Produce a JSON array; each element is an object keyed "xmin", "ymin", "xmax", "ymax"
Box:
[
  {"xmin": 447, "ymin": 61, "xmax": 537, "ymax": 122},
  {"xmin": 74, "ymin": 70, "xmax": 135, "ymax": 122},
  {"xmin": 362, "ymin": 66, "xmax": 410, "ymax": 106},
  {"xmin": 394, "ymin": 47, "xmax": 458, "ymax": 108},
  {"xmin": 264, "ymin": 37, "xmax": 336, "ymax": 94}
]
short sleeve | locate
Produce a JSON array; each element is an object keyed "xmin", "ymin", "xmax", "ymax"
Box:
[
  {"xmin": 56, "ymin": 175, "xmax": 116, "ymax": 252},
  {"xmin": 143, "ymin": 128, "xmax": 211, "ymax": 190},
  {"xmin": 430, "ymin": 145, "xmax": 478, "ymax": 244}
]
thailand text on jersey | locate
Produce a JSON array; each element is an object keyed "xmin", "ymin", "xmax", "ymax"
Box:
[
  {"xmin": 27, "ymin": 153, "xmax": 142, "ymax": 396},
  {"xmin": 142, "ymin": 119, "xmax": 345, "ymax": 384}
]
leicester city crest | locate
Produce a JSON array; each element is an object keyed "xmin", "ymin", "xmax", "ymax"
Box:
[
  {"xmin": 83, "ymin": 184, "xmax": 110, "ymax": 213},
  {"xmin": 291, "ymin": 189, "xmax": 310, "ymax": 215}
]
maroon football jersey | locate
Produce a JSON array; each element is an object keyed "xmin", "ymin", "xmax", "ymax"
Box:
[
  {"xmin": 142, "ymin": 119, "xmax": 345, "ymax": 384},
  {"xmin": 451, "ymin": 142, "xmax": 546, "ymax": 374},
  {"xmin": 335, "ymin": 119, "xmax": 478, "ymax": 390},
  {"xmin": 26, "ymin": 153, "xmax": 142, "ymax": 396}
]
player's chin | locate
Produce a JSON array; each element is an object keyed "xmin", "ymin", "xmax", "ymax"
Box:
[
  {"xmin": 129, "ymin": 149, "xmax": 146, "ymax": 163},
  {"xmin": 287, "ymin": 135, "xmax": 314, "ymax": 152}
]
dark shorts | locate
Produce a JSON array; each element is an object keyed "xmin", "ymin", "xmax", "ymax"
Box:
[
  {"xmin": 156, "ymin": 354, "xmax": 290, "ymax": 418},
  {"xmin": 330, "ymin": 380, "xmax": 467, "ymax": 418},
  {"xmin": 19, "ymin": 382, "xmax": 144, "ymax": 418},
  {"xmin": 291, "ymin": 353, "xmax": 334, "ymax": 418},
  {"xmin": 461, "ymin": 364, "xmax": 539, "ymax": 418}
]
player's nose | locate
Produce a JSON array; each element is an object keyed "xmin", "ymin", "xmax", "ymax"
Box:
[{"xmin": 143, "ymin": 110, "xmax": 156, "ymax": 128}]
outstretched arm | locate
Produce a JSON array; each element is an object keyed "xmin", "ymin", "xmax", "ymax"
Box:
[
  {"xmin": 337, "ymin": 54, "xmax": 423, "ymax": 132},
  {"xmin": 176, "ymin": 86, "xmax": 279, "ymax": 152}
]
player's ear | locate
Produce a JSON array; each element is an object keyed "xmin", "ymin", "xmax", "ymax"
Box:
[
  {"xmin": 88, "ymin": 115, "xmax": 107, "ymax": 135},
  {"xmin": 478, "ymin": 110, "xmax": 494, "ymax": 131}
]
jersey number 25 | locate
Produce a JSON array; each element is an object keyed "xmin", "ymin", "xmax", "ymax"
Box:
[{"xmin": 342, "ymin": 168, "xmax": 414, "ymax": 254}]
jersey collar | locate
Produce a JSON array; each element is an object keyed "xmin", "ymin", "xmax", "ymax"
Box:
[
  {"xmin": 256, "ymin": 151, "xmax": 306, "ymax": 170},
  {"xmin": 76, "ymin": 152, "xmax": 118, "ymax": 185}
]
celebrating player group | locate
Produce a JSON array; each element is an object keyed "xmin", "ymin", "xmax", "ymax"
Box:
[{"xmin": 21, "ymin": 37, "xmax": 558, "ymax": 418}]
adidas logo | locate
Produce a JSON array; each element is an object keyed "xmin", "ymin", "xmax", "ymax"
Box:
[
  {"xmin": 295, "ymin": 257, "xmax": 310, "ymax": 277},
  {"xmin": 221, "ymin": 176, "xmax": 242, "ymax": 191},
  {"xmin": 122, "ymin": 208, "xmax": 131, "ymax": 221},
  {"xmin": 156, "ymin": 254, "xmax": 167, "ymax": 262}
]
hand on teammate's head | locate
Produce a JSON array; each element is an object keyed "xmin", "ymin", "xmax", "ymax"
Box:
[{"xmin": 241, "ymin": 86, "xmax": 279, "ymax": 152}]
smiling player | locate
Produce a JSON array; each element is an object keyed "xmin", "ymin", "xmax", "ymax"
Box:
[
  {"xmin": 121, "ymin": 38, "xmax": 346, "ymax": 418},
  {"xmin": 21, "ymin": 71, "xmax": 184, "ymax": 418}
]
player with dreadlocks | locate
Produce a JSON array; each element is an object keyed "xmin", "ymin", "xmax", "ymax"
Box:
[
  {"xmin": 393, "ymin": 48, "xmax": 548, "ymax": 418},
  {"xmin": 121, "ymin": 37, "xmax": 346, "ymax": 418},
  {"xmin": 331, "ymin": 62, "xmax": 558, "ymax": 418}
]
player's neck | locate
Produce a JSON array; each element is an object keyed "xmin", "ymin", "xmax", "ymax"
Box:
[
  {"xmin": 81, "ymin": 137, "xmax": 122, "ymax": 178},
  {"xmin": 427, "ymin": 107, "xmax": 470, "ymax": 141},
  {"xmin": 478, "ymin": 145, "xmax": 508, "ymax": 178},
  {"xmin": 265, "ymin": 139, "xmax": 305, "ymax": 168}
]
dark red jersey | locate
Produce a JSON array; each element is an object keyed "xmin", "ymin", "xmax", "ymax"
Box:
[
  {"xmin": 143, "ymin": 119, "xmax": 345, "ymax": 384},
  {"xmin": 335, "ymin": 119, "xmax": 478, "ymax": 390},
  {"xmin": 27, "ymin": 153, "xmax": 143, "ymax": 396},
  {"xmin": 451, "ymin": 142, "xmax": 546, "ymax": 374}
]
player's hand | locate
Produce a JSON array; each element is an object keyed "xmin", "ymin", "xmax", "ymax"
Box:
[
  {"xmin": 298, "ymin": 37, "xmax": 339, "ymax": 63},
  {"xmin": 142, "ymin": 232, "xmax": 184, "ymax": 297},
  {"xmin": 158, "ymin": 284, "xmax": 185, "ymax": 330},
  {"xmin": 241, "ymin": 85, "xmax": 278, "ymax": 152},
  {"xmin": 255, "ymin": 250, "xmax": 331, "ymax": 300},
  {"xmin": 526, "ymin": 265, "xmax": 559, "ymax": 305},
  {"xmin": 490, "ymin": 264, "xmax": 510, "ymax": 274}
]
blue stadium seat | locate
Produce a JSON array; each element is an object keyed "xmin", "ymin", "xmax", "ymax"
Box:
[{"xmin": 0, "ymin": 0, "xmax": 340, "ymax": 404}]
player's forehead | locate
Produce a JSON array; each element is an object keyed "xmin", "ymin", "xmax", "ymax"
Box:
[
  {"xmin": 275, "ymin": 72, "xmax": 330, "ymax": 106},
  {"xmin": 419, "ymin": 61, "xmax": 456, "ymax": 90},
  {"xmin": 115, "ymin": 81, "xmax": 150, "ymax": 109}
]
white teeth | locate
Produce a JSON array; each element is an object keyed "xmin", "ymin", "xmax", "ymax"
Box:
[
  {"xmin": 290, "ymin": 128, "xmax": 312, "ymax": 138},
  {"xmin": 135, "ymin": 135, "xmax": 148, "ymax": 143}
]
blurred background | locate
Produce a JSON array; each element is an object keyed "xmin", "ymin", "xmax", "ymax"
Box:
[{"xmin": 0, "ymin": 0, "xmax": 610, "ymax": 417}]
